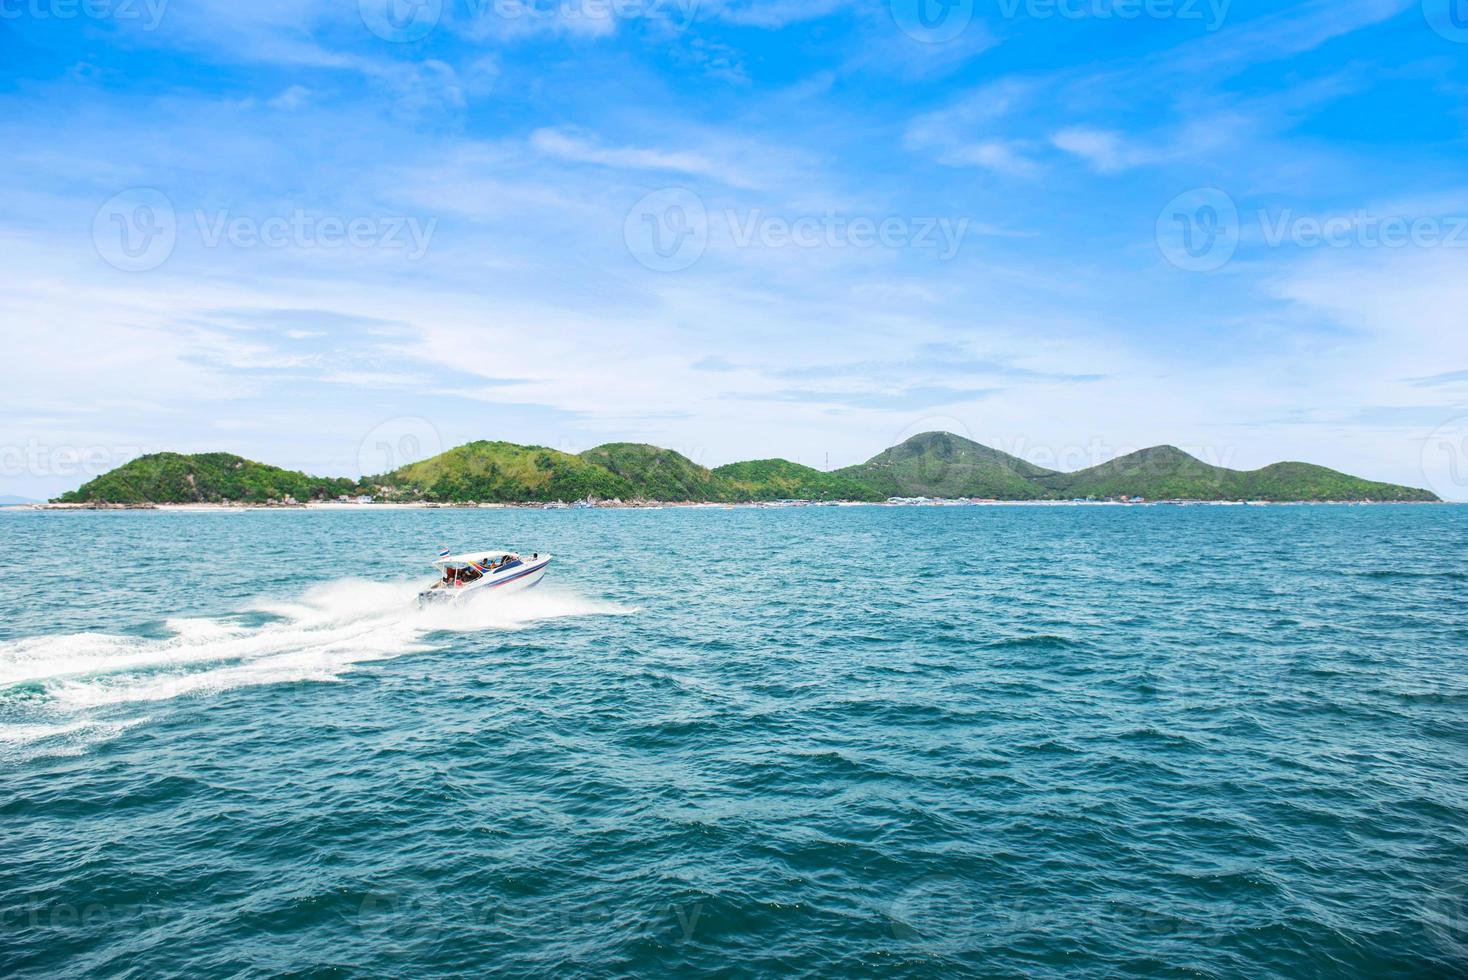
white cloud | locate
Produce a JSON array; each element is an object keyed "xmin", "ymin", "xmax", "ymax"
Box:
[
  {"xmin": 697, "ymin": 0, "xmax": 854, "ymax": 28},
  {"xmin": 529, "ymin": 127, "xmax": 761, "ymax": 189},
  {"xmin": 268, "ymin": 85, "xmax": 311, "ymax": 111},
  {"xmin": 1050, "ymin": 127, "xmax": 1150, "ymax": 174},
  {"xmin": 904, "ymin": 80, "xmax": 1043, "ymax": 174},
  {"xmin": 939, "ymin": 140, "xmax": 1039, "ymax": 177}
]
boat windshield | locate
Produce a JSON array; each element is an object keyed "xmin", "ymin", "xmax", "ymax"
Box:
[{"xmin": 432, "ymin": 552, "xmax": 528, "ymax": 578}]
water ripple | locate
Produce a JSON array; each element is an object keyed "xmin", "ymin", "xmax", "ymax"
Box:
[{"xmin": 0, "ymin": 505, "xmax": 1464, "ymax": 977}]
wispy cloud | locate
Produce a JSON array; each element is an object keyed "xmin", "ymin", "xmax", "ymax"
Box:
[
  {"xmin": 1409, "ymin": 370, "xmax": 1468, "ymax": 388},
  {"xmin": 734, "ymin": 385, "xmax": 1000, "ymax": 412},
  {"xmin": 268, "ymin": 85, "xmax": 312, "ymax": 111},
  {"xmin": 1050, "ymin": 127, "xmax": 1151, "ymax": 174},
  {"xmin": 529, "ymin": 127, "xmax": 761, "ymax": 188}
]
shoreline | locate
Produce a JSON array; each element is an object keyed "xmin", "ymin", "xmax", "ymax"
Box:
[{"xmin": 9, "ymin": 498, "xmax": 1454, "ymax": 512}]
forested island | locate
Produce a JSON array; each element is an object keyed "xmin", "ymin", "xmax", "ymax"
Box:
[{"xmin": 49, "ymin": 433, "xmax": 1439, "ymax": 505}]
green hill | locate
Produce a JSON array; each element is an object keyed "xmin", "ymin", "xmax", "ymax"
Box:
[
  {"xmin": 1212, "ymin": 460, "xmax": 1435, "ymax": 502},
  {"xmin": 55, "ymin": 433, "xmax": 1439, "ymax": 504},
  {"xmin": 835, "ymin": 431, "xmax": 1058, "ymax": 499},
  {"xmin": 367, "ymin": 440, "xmax": 633, "ymax": 503},
  {"xmin": 1040, "ymin": 446, "xmax": 1439, "ymax": 502},
  {"xmin": 54, "ymin": 452, "xmax": 355, "ymax": 504},
  {"xmin": 1036, "ymin": 445, "xmax": 1237, "ymax": 499},
  {"xmin": 713, "ymin": 458, "xmax": 885, "ymax": 502},
  {"xmin": 577, "ymin": 443, "xmax": 723, "ymax": 501}
]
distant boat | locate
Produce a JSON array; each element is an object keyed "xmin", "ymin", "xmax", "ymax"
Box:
[{"xmin": 417, "ymin": 549, "xmax": 551, "ymax": 607}]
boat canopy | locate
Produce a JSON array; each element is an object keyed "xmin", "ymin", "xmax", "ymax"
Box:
[{"xmin": 433, "ymin": 550, "xmax": 520, "ymax": 568}]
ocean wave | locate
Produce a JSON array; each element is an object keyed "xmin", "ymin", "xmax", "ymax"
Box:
[
  {"xmin": 1354, "ymin": 569, "xmax": 1468, "ymax": 581},
  {"xmin": 982, "ymin": 634, "xmax": 1086, "ymax": 652},
  {"xmin": 0, "ymin": 715, "xmax": 150, "ymax": 759},
  {"xmin": 0, "ymin": 579, "xmax": 634, "ymax": 745}
]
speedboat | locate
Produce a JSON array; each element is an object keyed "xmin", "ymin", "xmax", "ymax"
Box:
[{"xmin": 417, "ymin": 549, "xmax": 552, "ymax": 607}]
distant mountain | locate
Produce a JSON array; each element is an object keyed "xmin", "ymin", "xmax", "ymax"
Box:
[
  {"xmin": 1218, "ymin": 460, "xmax": 1437, "ymax": 502},
  {"xmin": 53, "ymin": 433, "xmax": 1440, "ymax": 504},
  {"xmin": 713, "ymin": 458, "xmax": 885, "ymax": 502},
  {"xmin": 0, "ymin": 495, "xmax": 41, "ymax": 506},
  {"xmin": 835, "ymin": 431, "xmax": 1057, "ymax": 499},
  {"xmin": 1036, "ymin": 445, "xmax": 1235, "ymax": 499},
  {"xmin": 1038, "ymin": 446, "xmax": 1439, "ymax": 502},
  {"xmin": 366, "ymin": 440, "xmax": 633, "ymax": 503},
  {"xmin": 54, "ymin": 452, "xmax": 356, "ymax": 504},
  {"xmin": 577, "ymin": 443, "xmax": 723, "ymax": 501}
]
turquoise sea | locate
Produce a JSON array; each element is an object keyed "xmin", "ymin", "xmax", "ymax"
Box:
[{"xmin": 1, "ymin": 505, "xmax": 1465, "ymax": 977}]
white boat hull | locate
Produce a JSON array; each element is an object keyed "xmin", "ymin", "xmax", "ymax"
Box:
[{"xmin": 417, "ymin": 554, "xmax": 551, "ymax": 607}]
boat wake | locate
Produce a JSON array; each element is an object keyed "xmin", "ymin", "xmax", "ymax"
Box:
[{"xmin": 0, "ymin": 579, "xmax": 634, "ymax": 757}]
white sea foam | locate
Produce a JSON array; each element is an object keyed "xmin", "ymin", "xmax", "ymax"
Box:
[
  {"xmin": 0, "ymin": 580, "xmax": 633, "ymax": 744},
  {"xmin": 0, "ymin": 716, "xmax": 150, "ymax": 758}
]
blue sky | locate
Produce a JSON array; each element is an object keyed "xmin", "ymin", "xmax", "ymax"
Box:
[{"xmin": 2, "ymin": 0, "xmax": 1467, "ymax": 499}]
